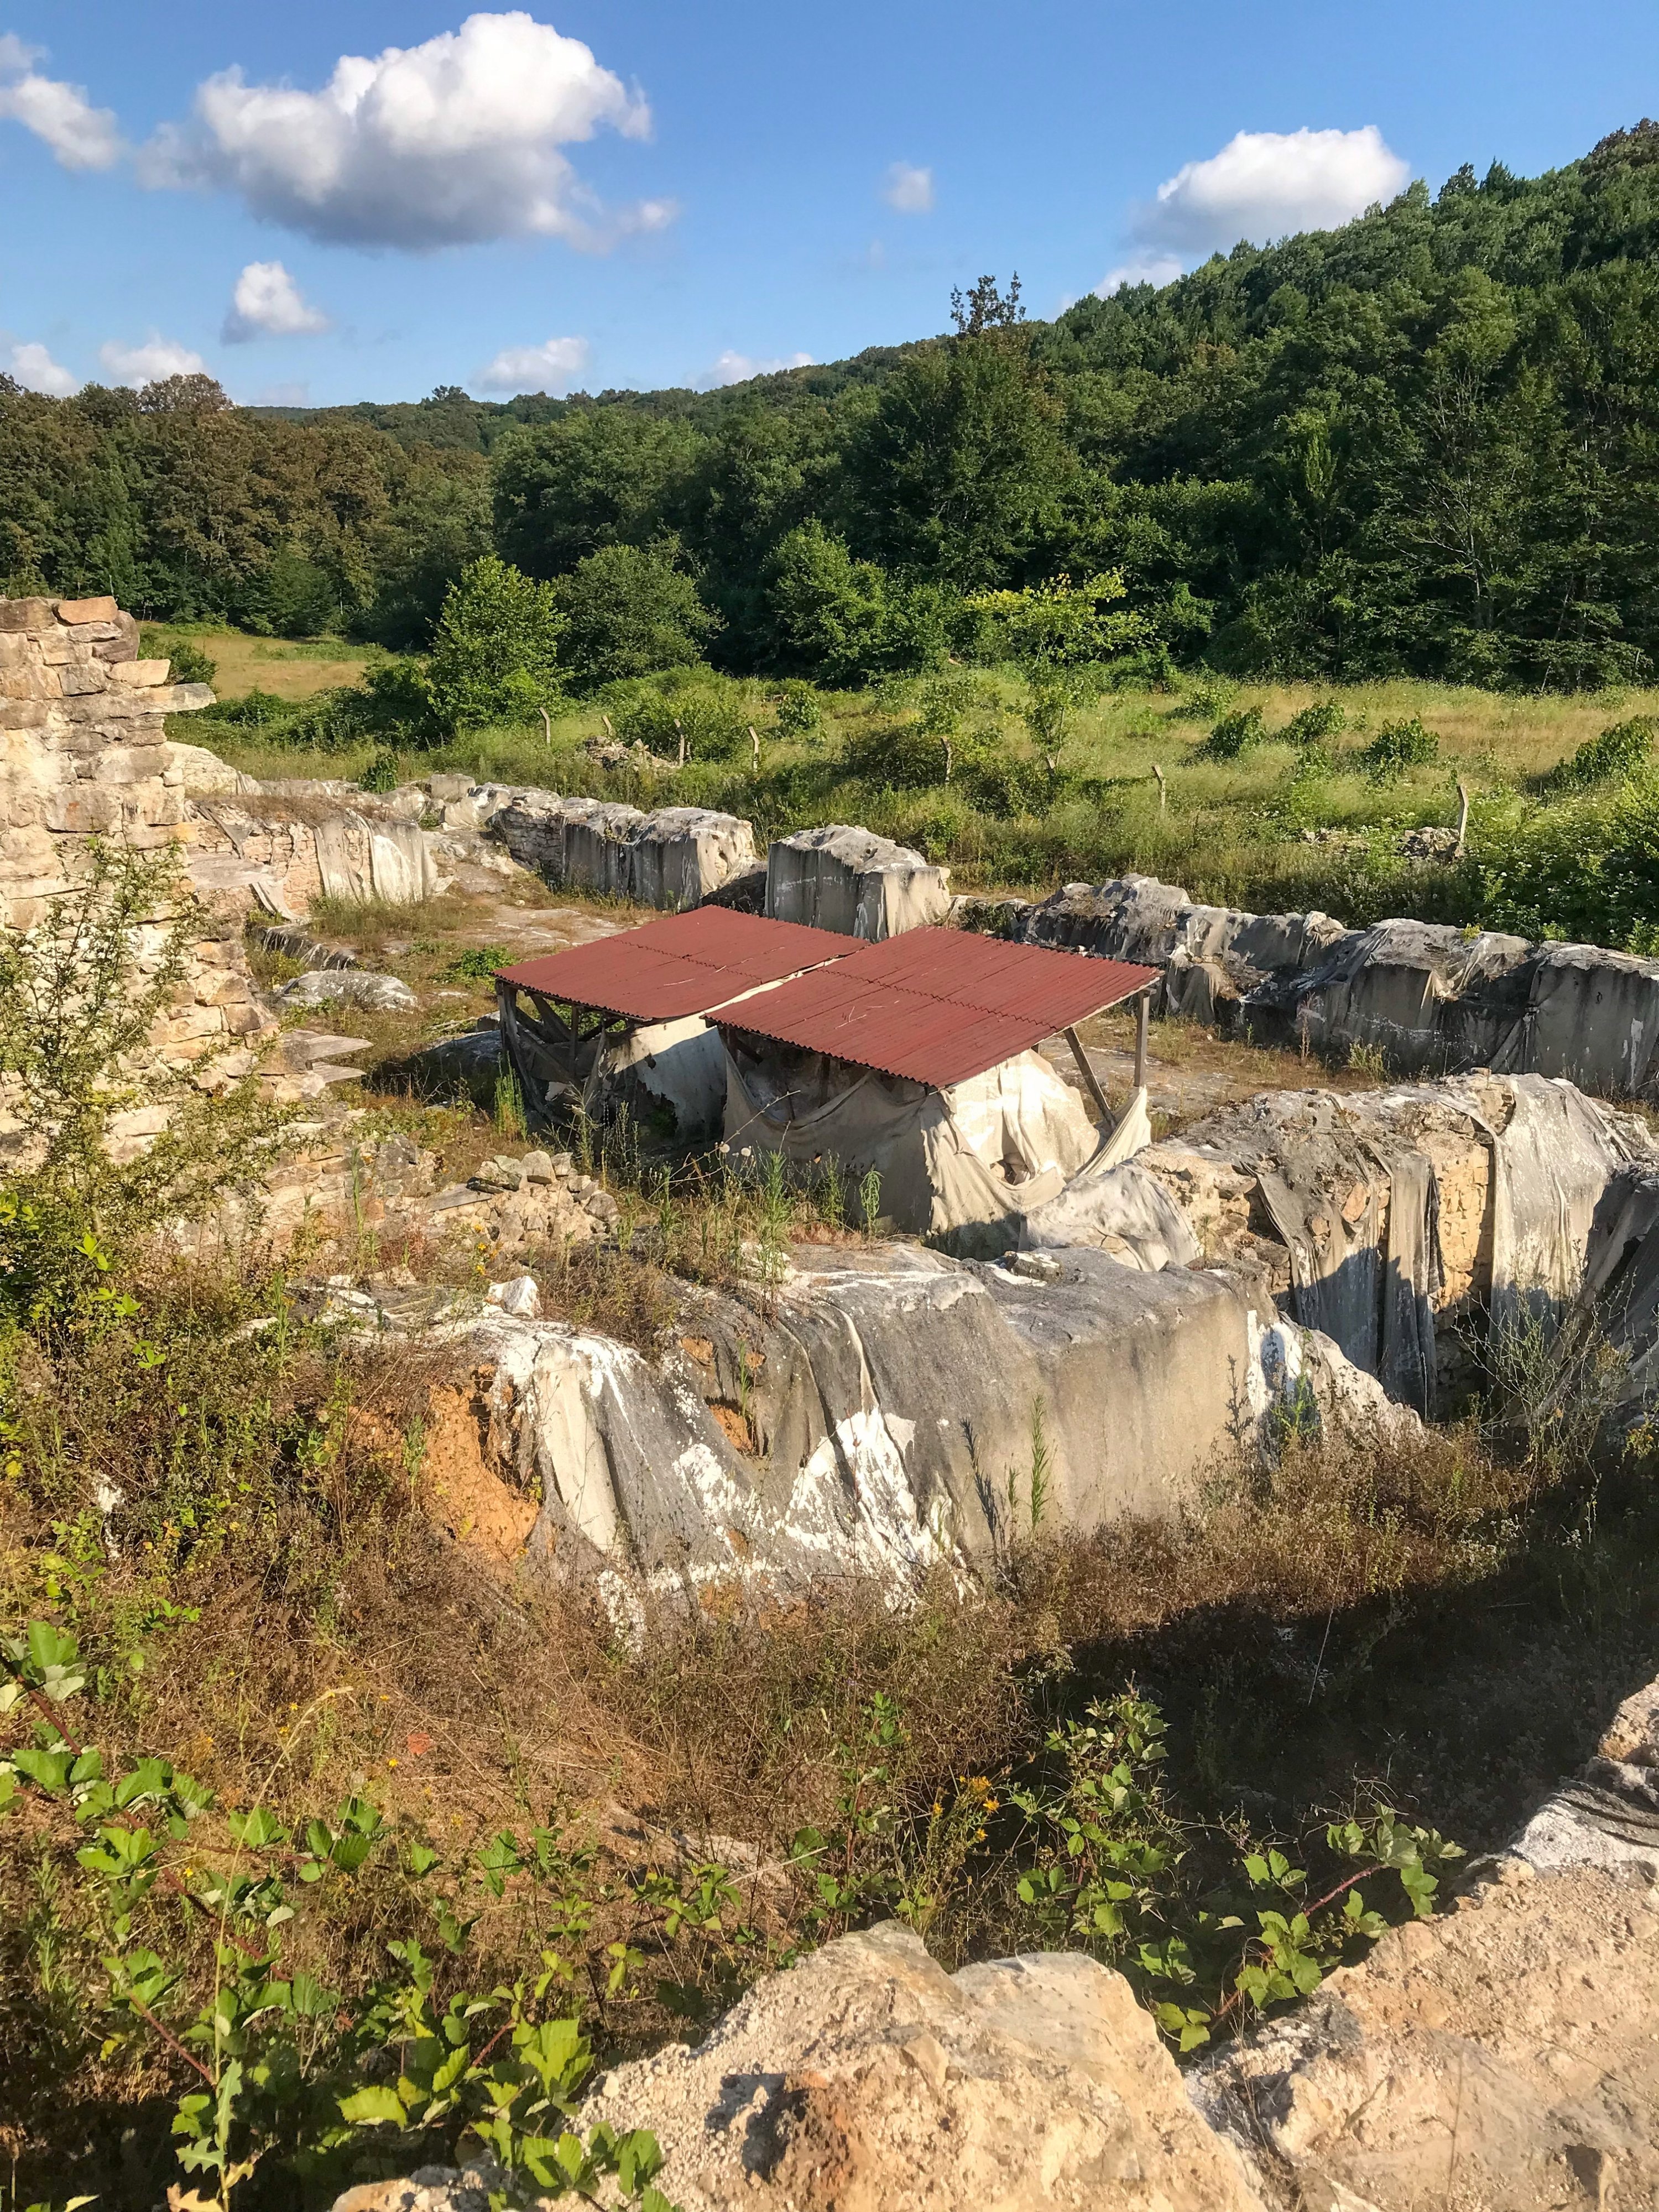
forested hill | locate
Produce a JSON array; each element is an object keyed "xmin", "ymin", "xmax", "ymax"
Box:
[{"xmin": 7, "ymin": 119, "xmax": 1659, "ymax": 689}]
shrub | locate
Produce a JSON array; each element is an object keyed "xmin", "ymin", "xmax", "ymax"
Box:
[
  {"xmin": 1285, "ymin": 698, "xmax": 1347, "ymax": 745},
  {"xmin": 771, "ymin": 679, "xmax": 822, "ymax": 736},
  {"xmin": 1361, "ymin": 716, "xmax": 1440, "ymax": 781},
  {"xmin": 1547, "ymin": 716, "xmax": 1656, "ymax": 791},
  {"xmin": 163, "ymin": 637, "xmax": 217, "ymax": 687},
  {"xmin": 1201, "ymin": 706, "xmax": 1267, "ymax": 759},
  {"xmin": 555, "ymin": 542, "xmax": 721, "ymax": 691},
  {"xmin": 612, "ymin": 672, "xmax": 751, "ymax": 763},
  {"xmin": 358, "ymin": 747, "xmax": 400, "ymax": 792},
  {"xmin": 426, "ymin": 554, "xmax": 564, "ymax": 733}
]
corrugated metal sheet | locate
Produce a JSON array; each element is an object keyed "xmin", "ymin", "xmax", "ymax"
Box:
[
  {"xmin": 497, "ymin": 907, "xmax": 857, "ymax": 1024},
  {"xmin": 714, "ymin": 928, "xmax": 1157, "ymax": 1088}
]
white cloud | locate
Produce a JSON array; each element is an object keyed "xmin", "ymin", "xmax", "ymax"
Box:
[
  {"xmin": 1094, "ymin": 253, "xmax": 1184, "ymax": 298},
  {"xmin": 696, "ymin": 349, "xmax": 814, "ymax": 390},
  {"xmin": 1131, "ymin": 126, "xmax": 1410, "ymax": 257},
  {"xmin": 138, "ymin": 9, "xmax": 669, "ymax": 250},
  {"xmin": 883, "ymin": 161, "xmax": 933, "ymax": 215},
  {"xmin": 0, "ymin": 34, "xmax": 122, "ymax": 170},
  {"xmin": 222, "ymin": 260, "xmax": 330, "ymax": 343},
  {"xmin": 7, "ymin": 340, "xmax": 79, "ymax": 397},
  {"xmin": 473, "ymin": 333, "xmax": 591, "ymax": 392},
  {"xmin": 99, "ymin": 334, "xmax": 210, "ymax": 385}
]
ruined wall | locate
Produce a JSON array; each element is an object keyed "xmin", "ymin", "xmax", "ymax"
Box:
[{"xmin": 0, "ymin": 592, "xmax": 275, "ymax": 1074}]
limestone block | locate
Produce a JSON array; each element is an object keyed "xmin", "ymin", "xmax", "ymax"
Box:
[
  {"xmin": 109, "ymin": 659, "xmax": 171, "ymax": 688},
  {"xmin": 0, "ymin": 598, "xmax": 54, "ymax": 632},
  {"xmin": 152, "ymin": 682, "xmax": 216, "ymax": 714},
  {"xmin": 88, "ymin": 745, "xmax": 167, "ymax": 787},
  {"xmin": 55, "ymin": 661, "xmax": 109, "ymax": 696},
  {"xmin": 0, "ymin": 700, "xmax": 50, "ymax": 731},
  {"xmin": 55, "ymin": 596, "xmax": 119, "ymax": 625},
  {"xmin": 36, "ymin": 633, "xmax": 77, "ymax": 665},
  {"xmin": 0, "ymin": 633, "xmax": 28, "ymax": 666},
  {"xmin": 93, "ymin": 613, "xmax": 141, "ymax": 664},
  {"xmin": 43, "ymin": 787, "xmax": 119, "ymax": 834}
]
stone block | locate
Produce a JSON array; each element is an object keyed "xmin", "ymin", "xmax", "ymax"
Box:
[
  {"xmin": 55, "ymin": 596, "xmax": 119, "ymax": 625},
  {"xmin": 109, "ymin": 659, "xmax": 171, "ymax": 688},
  {"xmin": 66, "ymin": 621, "xmax": 123, "ymax": 644},
  {"xmin": 0, "ymin": 700, "xmax": 49, "ymax": 731},
  {"xmin": 55, "ymin": 662, "xmax": 109, "ymax": 696},
  {"xmin": 0, "ymin": 598, "xmax": 54, "ymax": 632},
  {"xmin": 93, "ymin": 614, "xmax": 141, "ymax": 664},
  {"xmin": 151, "ymin": 683, "xmax": 216, "ymax": 714},
  {"xmin": 43, "ymin": 789, "xmax": 119, "ymax": 834}
]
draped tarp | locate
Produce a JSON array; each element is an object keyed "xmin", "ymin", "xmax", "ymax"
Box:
[{"xmin": 723, "ymin": 1042, "xmax": 1098, "ymax": 1236}]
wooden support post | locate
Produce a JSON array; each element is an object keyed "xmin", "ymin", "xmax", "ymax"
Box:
[
  {"xmin": 1134, "ymin": 989, "xmax": 1150, "ymax": 1092},
  {"xmin": 749, "ymin": 723, "xmax": 760, "ymax": 769},
  {"xmin": 1063, "ymin": 1024, "xmax": 1114, "ymax": 1125},
  {"xmin": 1151, "ymin": 763, "xmax": 1166, "ymax": 811}
]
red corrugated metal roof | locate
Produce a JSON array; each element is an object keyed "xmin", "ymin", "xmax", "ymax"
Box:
[
  {"xmin": 497, "ymin": 906, "xmax": 857, "ymax": 1024},
  {"xmin": 713, "ymin": 928, "xmax": 1157, "ymax": 1088}
]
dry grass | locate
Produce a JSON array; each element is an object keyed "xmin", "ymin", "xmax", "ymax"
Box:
[{"xmin": 140, "ymin": 623, "xmax": 383, "ymax": 701}]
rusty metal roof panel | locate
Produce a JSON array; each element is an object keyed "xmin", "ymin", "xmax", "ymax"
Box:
[
  {"xmin": 496, "ymin": 906, "xmax": 857, "ymax": 1024},
  {"xmin": 714, "ymin": 929, "xmax": 1157, "ymax": 1088}
]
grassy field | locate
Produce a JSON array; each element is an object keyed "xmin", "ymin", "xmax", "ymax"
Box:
[
  {"xmin": 140, "ymin": 620, "xmax": 384, "ymax": 701},
  {"xmin": 172, "ymin": 632, "xmax": 1659, "ymax": 932}
]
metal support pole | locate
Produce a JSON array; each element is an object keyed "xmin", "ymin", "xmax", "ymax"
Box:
[
  {"xmin": 1063, "ymin": 1024, "xmax": 1114, "ymax": 1125},
  {"xmin": 1134, "ymin": 990, "xmax": 1150, "ymax": 1093}
]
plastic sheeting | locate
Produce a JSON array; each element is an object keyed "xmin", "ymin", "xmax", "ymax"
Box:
[
  {"xmin": 585, "ymin": 1016, "xmax": 728, "ymax": 1141},
  {"xmin": 765, "ymin": 825, "xmax": 952, "ymax": 941},
  {"xmin": 723, "ymin": 1041, "xmax": 1098, "ymax": 1235}
]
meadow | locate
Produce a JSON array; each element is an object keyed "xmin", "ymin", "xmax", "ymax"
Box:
[{"xmin": 164, "ymin": 623, "xmax": 1659, "ymax": 940}]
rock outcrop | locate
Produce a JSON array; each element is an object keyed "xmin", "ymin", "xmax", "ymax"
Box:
[
  {"xmin": 766, "ymin": 824, "xmax": 951, "ymax": 941},
  {"xmin": 961, "ymin": 874, "xmax": 1659, "ymax": 1105},
  {"xmin": 1138, "ymin": 1073, "xmax": 1657, "ymax": 1414},
  {"xmin": 339, "ymin": 1668, "xmax": 1659, "ymax": 2212}
]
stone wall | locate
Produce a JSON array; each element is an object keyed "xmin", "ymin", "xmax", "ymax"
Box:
[{"xmin": 0, "ymin": 592, "xmax": 276, "ymax": 1077}]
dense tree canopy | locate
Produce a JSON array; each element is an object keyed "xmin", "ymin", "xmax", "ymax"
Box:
[{"xmin": 10, "ymin": 122, "xmax": 1659, "ymax": 687}]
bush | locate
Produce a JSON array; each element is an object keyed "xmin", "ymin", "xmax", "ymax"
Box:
[
  {"xmin": 426, "ymin": 554, "xmax": 564, "ymax": 733},
  {"xmin": 1285, "ymin": 698, "xmax": 1347, "ymax": 745},
  {"xmin": 1547, "ymin": 716, "xmax": 1656, "ymax": 791},
  {"xmin": 612, "ymin": 671, "xmax": 752, "ymax": 763},
  {"xmin": 1361, "ymin": 716, "xmax": 1440, "ymax": 781},
  {"xmin": 358, "ymin": 747, "xmax": 400, "ymax": 792},
  {"xmin": 771, "ymin": 679, "xmax": 823, "ymax": 736},
  {"xmin": 164, "ymin": 637, "xmax": 217, "ymax": 687},
  {"xmin": 555, "ymin": 542, "xmax": 720, "ymax": 691},
  {"xmin": 1201, "ymin": 706, "xmax": 1267, "ymax": 759}
]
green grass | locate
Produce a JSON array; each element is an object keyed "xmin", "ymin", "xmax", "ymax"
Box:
[{"xmin": 180, "ymin": 646, "xmax": 1659, "ymax": 933}]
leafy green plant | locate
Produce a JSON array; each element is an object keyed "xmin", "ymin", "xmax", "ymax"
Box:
[
  {"xmin": 164, "ymin": 638, "xmax": 218, "ymax": 687},
  {"xmin": 1200, "ymin": 706, "xmax": 1268, "ymax": 760},
  {"xmin": 448, "ymin": 944, "xmax": 512, "ymax": 982},
  {"xmin": 1546, "ymin": 716, "xmax": 1655, "ymax": 791},
  {"xmin": 1361, "ymin": 717, "xmax": 1440, "ymax": 781},
  {"xmin": 1284, "ymin": 699, "xmax": 1347, "ymax": 745},
  {"xmin": 358, "ymin": 747, "xmax": 400, "ymax": 793},
  {"xmin": 771, "ymin": 680, "xmax": 822, "ymax": 737},
  {"xmin": 0, "ymin": 1625, "xmax": 685, "ymax": 2210}
]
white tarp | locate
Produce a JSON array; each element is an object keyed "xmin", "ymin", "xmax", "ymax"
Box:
[
  {"xmin": 723, "ymin": 1042, "xmax": 1098, "ymax": 1234},
  {"xmin": 585, "ymin": 1016, "xmax": 728, "ymax": 1141}
]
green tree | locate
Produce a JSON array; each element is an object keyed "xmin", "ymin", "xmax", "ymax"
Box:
[
  {"xmin": 555, "ymin": 542, "xmax": 720, "ymax": 689},
  {"xmin": 760, "ymin": 521, "xmax": 895, "ymax": 686},
  {"xmin": 844, "ymin": 279, "xmax": 1069, "ymax": 591},
  {"xmin": 425, "ymin": 555, "xmax": 565, "ymax": 731},
  {"xmin": 492, "ymin": 408, "xmax": 705, "ymax": 577}
]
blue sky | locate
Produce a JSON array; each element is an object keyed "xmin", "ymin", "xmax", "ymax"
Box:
[{"xmin": 2, "ymin": 0, "xmax": 1657, "ymax": 407}]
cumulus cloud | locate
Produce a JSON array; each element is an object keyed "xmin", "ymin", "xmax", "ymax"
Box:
[
  {"xmin": 99, "ymin": 334, "xmax": 209, "ymax": 385},
  {"xmin": 473, "ymin": 333, "xmax": 591, "ymax": 392},
  {"xmin": 1131, "ymin": 126, "xmax": 1410, "ymax": 257},
  {"xmin": 0, "ymin": 33, "xmax": 122, "ymax": 170},
  {"xmin": 883, "ymin": 161, "xmax": 933, "ymax": 215},
  {"xmin": 696, "ymin": 349, "xmax": 813, "ymax": 391},
  {"xmin": 1093, "ymin": 253, "xmax": 1184, "ymax": 298},
  {"xmin": 7, "ymin": 340, "xmax": 79, "ymax": 397},
  {"xmin": 138, "ymin": 9, "xmax": 670, "ymax": 250},
  {"xmin": 222, "ymin": 260, "xmax": 330, "ymax": 343}
]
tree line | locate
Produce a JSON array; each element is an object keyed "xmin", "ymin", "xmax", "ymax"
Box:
[{"xmin": 7, "ymin": 119, "xmax": 1659, "ymax": 691}]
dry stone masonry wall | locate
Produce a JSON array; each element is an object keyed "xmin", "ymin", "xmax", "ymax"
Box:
[{"xmin": 0, "ymin": 592, "xmax": 275, "ymax": 1079}]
